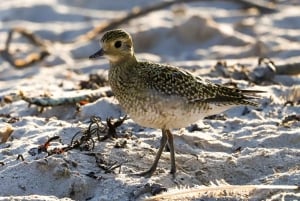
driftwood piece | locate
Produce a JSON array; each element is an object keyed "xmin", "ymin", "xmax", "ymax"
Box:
[
  {"xmin": 20, "ymin": 89, "xmax": 110, "ymax": 107},
  {"xmin": 0, "ymin": 27, "xmax": 50, "ymax": 68}
]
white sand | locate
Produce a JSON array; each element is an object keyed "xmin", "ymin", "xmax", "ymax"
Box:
[{"xmin": 0, "ymin": 0, "xmax": 300, "ymax": 200}]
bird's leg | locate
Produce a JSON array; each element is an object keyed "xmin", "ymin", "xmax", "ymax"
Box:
[
  {"xmin": 134, "ymin": 129, "xmax": 168, "ymax": 177},
  {"xmin": 165, "ymin": 129, "xmax": 176, "ymax": 175}
]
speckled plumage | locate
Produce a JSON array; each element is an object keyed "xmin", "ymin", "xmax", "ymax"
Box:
[
  {"xmin": 89, "ymin": 29, "xmax": 262, "ymax": 177},
  {"xmin": 109, "ymin": 59, "xmax": 259, "ymax": 129}
]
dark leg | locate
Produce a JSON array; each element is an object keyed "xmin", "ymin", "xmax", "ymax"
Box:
[
  {"xmin": 134, "ymin": 129, "xmax": 168, "ymax": 177},
  {"xmin": 166, "ymin": 129, "xmax": 176, "ymax": 175}
]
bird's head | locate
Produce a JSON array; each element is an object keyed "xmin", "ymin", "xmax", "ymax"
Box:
[{"xmin": 89, "ymin": 29, "xmax": 135, "ymax": 64}]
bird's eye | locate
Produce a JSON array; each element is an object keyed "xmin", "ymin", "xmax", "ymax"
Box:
[{"xmin": 114, "ymin": 41, "xmax": 122, "ymax": 48}]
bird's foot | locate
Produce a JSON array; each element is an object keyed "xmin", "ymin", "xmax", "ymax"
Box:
[
  {"xmin": 131, "ymin": 167, "xmax": 157, "ymax": 178},
  {"xmin": 170, "ymin": 167, "xmax": 176, "ymax": 175},
  {"xmin": 131, "ymin": 167, "xmax": 176, "ymax": 178}
]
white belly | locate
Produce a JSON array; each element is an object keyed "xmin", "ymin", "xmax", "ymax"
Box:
[{"xmin": 118, "ymin": 91, "xmax": 236, "ymax": 129}]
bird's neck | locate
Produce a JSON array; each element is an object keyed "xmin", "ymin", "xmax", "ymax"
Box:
[
  {"xmin": 108, "ymin": 54, "xmax": 138, "ymax": 88},
  {"xmin": 109, "ymin": 54, "xmax": 137, "ymax": 67}
]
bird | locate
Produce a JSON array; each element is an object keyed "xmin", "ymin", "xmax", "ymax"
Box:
[{"xmin": 89, "ymin": 29, "xmax": 262, "ymax": 178}]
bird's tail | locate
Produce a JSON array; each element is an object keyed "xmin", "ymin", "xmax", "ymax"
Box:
[{"xmin": 239, "ymin": 89, "xmax": 265, "ymax": 107}]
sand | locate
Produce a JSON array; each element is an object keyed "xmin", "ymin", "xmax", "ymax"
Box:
[{"xmin": 0, "ymin": 0, "xmax": 300, "ymax": 200}]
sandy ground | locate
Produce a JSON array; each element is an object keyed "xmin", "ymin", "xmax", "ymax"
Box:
[{"xmin": 0, "ymin": 0, "xmax": 300, "ymax": 200}]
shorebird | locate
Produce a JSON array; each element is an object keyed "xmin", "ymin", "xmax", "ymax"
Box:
[{"xmin": 89, "ymin": 29, "xmax": 262, "ymax": 177}]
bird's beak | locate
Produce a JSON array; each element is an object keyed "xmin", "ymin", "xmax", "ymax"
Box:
[{"xmin": 89, "ymin": 48, "xmax": 104, "ymax": 59}]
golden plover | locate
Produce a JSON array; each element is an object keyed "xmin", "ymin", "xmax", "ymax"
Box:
[{"xmin": 89, "ymin": 29, "xmax": 262, "ymax": 177}]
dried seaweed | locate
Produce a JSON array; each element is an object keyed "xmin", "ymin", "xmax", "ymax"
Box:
[
  {"xmin": 280, "ymin": 114, "xmax": 300, "ymax": 128},
  {"xmin": 132, "ymin": 183, "xmax": 167, "ymax": 199},
  {"xmin": 23, "ymin": 115, "xmax": 127, "ymax": 161},
  {"xmin": 93, "ymin": 153, "xmax": 126, "ymax": 174},
  {"xmin": 79, "ymin": 73, "xmax": 109, "ymax": 89},
  {"xmin": 70, "ymin": 116, "xmax": 106, "ymax": 151},
  {"xmin": 103, "ymin": 115, "xmax": 128, "ymax": 140},
  {"xmin": 28, "ymin": 136, "xmax": 64, "ymax": 156},
  {"xmin": 70, "ymin": 115, "xmax": 127, "ymax": 151}
]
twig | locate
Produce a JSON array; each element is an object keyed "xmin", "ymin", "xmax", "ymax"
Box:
[
  {"xmin": 75, "ymin": 0, "xmax": 202, "ymax": 43},
  {"xmin": 0, "ymin": 27, "xmax": 49, "ymax": 68}
]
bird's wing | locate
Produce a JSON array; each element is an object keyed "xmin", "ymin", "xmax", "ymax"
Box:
[
  {"xmin": 140, "ymin": 62, "xmax": 262, "ymax": 107},
  {"xmin": 140, "ymin": 62, "xmax": 216, "ymax": 100}
]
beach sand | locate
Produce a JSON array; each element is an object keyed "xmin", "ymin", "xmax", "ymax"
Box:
[{"xmin": 0, "ymin": 0, "xmax": 300, "ymax": 200}]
